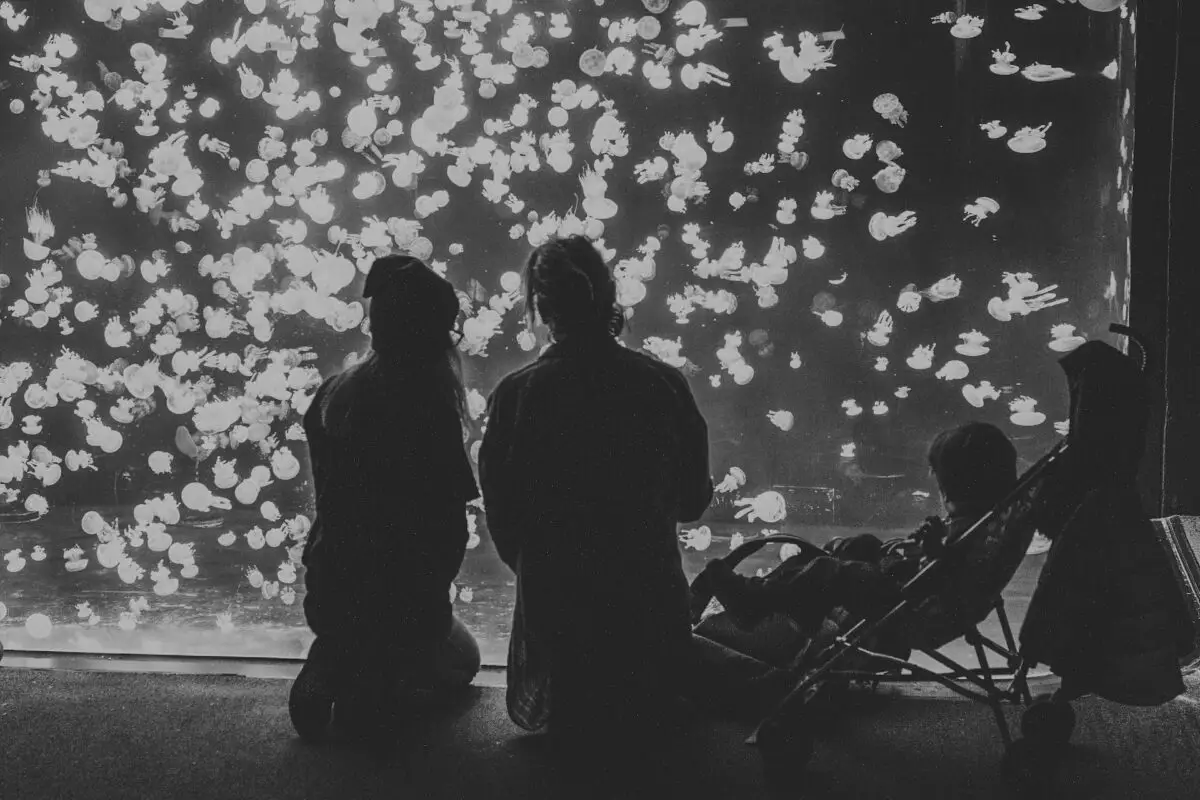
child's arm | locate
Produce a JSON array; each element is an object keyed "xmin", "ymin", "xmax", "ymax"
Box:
[{"xmin": 694, "ymin": 560, "xmax": 775, "ymax": 625}]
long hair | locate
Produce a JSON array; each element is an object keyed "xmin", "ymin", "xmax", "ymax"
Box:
[
  {"xmin": 365, "ymin": 256, "xmax": 468, "ymax": 425},
  {"xmin": 523, "ymin": 235, "xmax": 625, "ymax": 341}
]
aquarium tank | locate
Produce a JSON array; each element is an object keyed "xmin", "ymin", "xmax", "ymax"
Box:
[{"xmin": 0, "ymin": 0, "xmax": 1136, "ymax": 664}]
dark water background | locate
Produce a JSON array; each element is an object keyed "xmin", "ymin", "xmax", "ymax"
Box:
[{"xmin": 0, "ymin": 0, "xmax": 1131, "ymax": 661}]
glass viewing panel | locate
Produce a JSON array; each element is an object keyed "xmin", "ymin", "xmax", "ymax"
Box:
[{"xmin": 0, "ymin": 0, "xmax": 1136, "ymax": 663}]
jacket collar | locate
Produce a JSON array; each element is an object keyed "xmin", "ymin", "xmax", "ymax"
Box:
[{"xmin": 541, "ymin": 332, "xmax": 621, "ymax": 359}]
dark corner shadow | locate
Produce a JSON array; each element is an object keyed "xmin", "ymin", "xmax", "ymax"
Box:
[{"xmin": 276, "ymin": 685, "xmax": 490, "ymax": 765}]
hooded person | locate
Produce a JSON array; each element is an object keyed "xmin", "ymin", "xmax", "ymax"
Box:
[
  {"xmin": 289, "ymin": 255, "xmax": 482, "ymax": 746},
  {"xmin": 1021, "ymin": 339, "xmax": 1195, "ymax": 706}
]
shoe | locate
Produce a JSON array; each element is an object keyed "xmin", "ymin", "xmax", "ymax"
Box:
[{"xmin": 289, "ymin": 659, "xmax": 337, "ymax": 743}]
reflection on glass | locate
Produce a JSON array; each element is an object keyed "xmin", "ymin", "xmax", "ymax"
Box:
[{"xmin": 0, "ymin": 1, "xmax": 1135, "ymax": 664}]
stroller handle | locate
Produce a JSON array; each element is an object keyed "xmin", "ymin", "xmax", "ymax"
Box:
[
  {"xmin": 722, "ymin": 534, "xmax": 828, "ymax": 570},
  {"xmin": 1109, "ymin": 323, "xmax": 1150, "ymax": 373}
]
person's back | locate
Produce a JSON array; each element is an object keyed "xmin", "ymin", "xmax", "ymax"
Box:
[
  {"xmin": 494, "ymin": 338, "xmax": 701, "ymax": 573},
  {"xmin": 304, "ymin": 355, "xmax": 473, "ymax": 581},
  {"xmin": 292, "ymin": 256, "xmax": 481, "ymax": 745},
  {"xmin": 480, "ymin": 236, "xmax": 713, "ymax": 752}
]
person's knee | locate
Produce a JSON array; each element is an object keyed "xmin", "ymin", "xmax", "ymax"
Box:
[{"xmin": 439, "ymin": 616, "xmax": 481, "ymax": 684}]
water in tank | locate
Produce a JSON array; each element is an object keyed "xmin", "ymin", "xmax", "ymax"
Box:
[{"xmin": 0, "ymin": 0, "xmax": 1135, "ymax": 662}]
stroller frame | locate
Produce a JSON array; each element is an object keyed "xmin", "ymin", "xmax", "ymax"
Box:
[
  {"xmin": 764, "ymin": 455, "xmax": 1068, "ymax": 744},
  {"xmin": 696, "ymin": 324, "xmax": 1152, "ymax": 780},
  {"xmin": 732, "ymin": 440, "xmax": 1067, "ymax": 756}
]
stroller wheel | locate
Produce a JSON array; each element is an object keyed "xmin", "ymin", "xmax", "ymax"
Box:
[
  {"xmin": 757, "ymin": 719, "xmax": 815, "ymax": 787},
  {"xmin": 1021, "ymin": 694, "xmax": 1075, "ymax": 748},
  {"xmin": 289, "ymin": 660, "xmax": 337, "ymax": 743},
  {"xmin": 1002, "ymin": 737, "xmax": 1058, "ymax": 789}
]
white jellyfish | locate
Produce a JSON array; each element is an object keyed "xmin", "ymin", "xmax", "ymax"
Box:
[
  {"xmin": 767, "ymin": 410, "xmax": 795, "ymax": 431},
  {"xmin": 733, "ymin": 491, "xmax": 787, "ymax": 524},
  {"xmin": 679, "ymin": 525, "xmax": 713, "ymax": 551},
  {"xmin": 25, "ymin": 613, "xmax": 53, "ymax": 639},
  {"xmin": 1009, "ymin": 396, "xmax": 1047, "ymax": 427}
]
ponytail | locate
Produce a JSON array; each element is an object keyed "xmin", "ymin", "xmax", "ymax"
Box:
[{"xmin": 524, "ymin": 235, "xmax": 625, "ymax": 340}]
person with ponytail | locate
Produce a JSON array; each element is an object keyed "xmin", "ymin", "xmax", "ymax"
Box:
[
  {"xmin": 479, "ymin": 235, "xmax": 718, "ymax": 765},
  {"xmin": 290, "ymin": 255, "xmax": 482, "ymax": 746}
]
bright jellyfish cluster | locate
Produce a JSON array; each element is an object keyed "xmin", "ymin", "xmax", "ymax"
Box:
[{"xmin": 0, "ymin": 0, "xmax": 1132, "ymax": 642}]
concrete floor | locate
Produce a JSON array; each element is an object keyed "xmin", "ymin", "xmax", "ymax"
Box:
[{"xmin": 1, "ymin": 664, "xmax": 1197, "ymax": 800}]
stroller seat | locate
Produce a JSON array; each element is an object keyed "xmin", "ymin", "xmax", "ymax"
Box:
[{"xmin": 688, "ymin": 324, "xmax": 1180, "ymax": 790}]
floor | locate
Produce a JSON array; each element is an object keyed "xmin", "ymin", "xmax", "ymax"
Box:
[{"xmin": 1, "ymin": 664, "xmax": 1197, "ymax": 800}]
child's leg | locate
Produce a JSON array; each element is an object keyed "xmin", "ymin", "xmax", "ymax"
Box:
[
  {"xmin": 706, "ymin": 554, "xmax": 846, "ymax": 629},
  {"xmin": 684, "ymin": 633, "xmax": 795, "ymax": 720}
]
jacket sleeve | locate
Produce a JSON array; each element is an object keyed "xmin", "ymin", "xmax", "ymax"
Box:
[
  {"xmin": 301, "ymin": 380, "xmax": 328, "ymax": 485},
  {"xmin": 478, "ymin": 378, "xmax": 525, "ymax": 570},
  {"xmin": 668, "ymin": 369, "xmax": 714, "ymax": 522}
]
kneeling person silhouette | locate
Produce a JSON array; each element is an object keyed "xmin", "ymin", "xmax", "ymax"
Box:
[{"xmin": 290, "ymin": 256, "xmax": 482, "ymax": 746}]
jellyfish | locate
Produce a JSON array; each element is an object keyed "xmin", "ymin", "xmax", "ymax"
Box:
[
  {"xmin": 950, "ymin": 15, "xmax": 985, "ymax": 38},
  {"xmin": 5, "ymin": 549, "xmax": 26, "ymax": 573},
  {"xmin": 245, "ymin": 567, "xmax": 265, "ymax": 589},
  {"xmin": 1048, "ymin": 324, "xmax": 1087, "ymax": 352},
  {"xmin": 25, "ymin": 613, "xmax": 52, "ymax": 639},
  {"xmin": 842, "ymin": 134, "xmax": 873, "ymax": 160},
  {"xmin": 679, "ymin": 525, "xmax": 713, "ymax": 551},
  {"xmin": 935, "ymin": 360, "xmax": 970, "ymax": 381},
  {"xmin": 1022, "ymin": 63, "xmax": 1075, "ymax": 83},
  {"xmin": 579, "ymin": 48, "xmax": 607, "ymax": 78},
  {"xmin": 873, "ymin": 95, "xmax": 908, "ymax": 127},
  {"xmin": 964, "ymin": 197, "xmax": 1000, "ymax": 226},
  {"xmin": 117, "ymin": 556, "xmax": 145, "ymax": 585},
  {"xmin": 245, "ymin": 527, "xmax": 267, "ymax": 550},
  {"xmin": 64, "ymin": 546, "xmax": 89, "ymax": 573},
  {"xmin": 1007, "ymin": 124, "xmax": 1052, "ymax": 154},
  {"xmin": 956, "ymin": 331, "xmax": 991, "ymax": 357},
  {"xmin": 874, "ymin": 163, "xmax": 906, "ymax": 193},
  {"xmin": 753, "ymin": 404, "xmax": 792, "ymax": 433},
  {"xmin": 733, "ymin": 491, "xmax": 787, "ymax": 524},
  {"xmin": 796, "ymin": 236, "xmax": 824, "ymax": 261},
  {"xmin": 907, "ymin": 345, "xmax": 936, "ymax": 370},
  {"xmin": 1009, "ymin": 396, "xmax": 1047, "ymax": 427}
]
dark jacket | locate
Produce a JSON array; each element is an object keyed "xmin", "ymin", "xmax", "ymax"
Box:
[
  {"xmin": 479, "ymin": 333, "xmax": 713, "ymax": 731},
  {"xmin": 1021, "ymin": 341, "xmax": 1195, "ymax": 705},
  {"xmin": 301, "ymin": 351, "xmax": 479, "ymax": 644}
]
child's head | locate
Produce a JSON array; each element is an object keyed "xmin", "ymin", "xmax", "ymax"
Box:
[{"xmin": 927, "ymin": 422, "xmax": 1018, "ymax": 516}]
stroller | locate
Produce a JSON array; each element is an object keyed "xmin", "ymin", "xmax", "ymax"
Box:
[{"xmin": 688, "ymin": 324, "xmax": 1182, "ymax": 786}]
